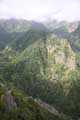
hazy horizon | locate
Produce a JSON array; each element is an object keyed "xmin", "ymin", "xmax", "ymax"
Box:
[{"xmin": 0, "ymin": 0, "xmax": 80, "ymax": 22}]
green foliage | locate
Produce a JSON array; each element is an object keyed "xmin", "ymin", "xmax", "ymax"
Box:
[
  {"xmin": 0, "ymin": 20, "xmax": 80, "ymax": 119},
  {"xmin": 0, "ymin": 87, "xmax": 66, "ymax": 120}
]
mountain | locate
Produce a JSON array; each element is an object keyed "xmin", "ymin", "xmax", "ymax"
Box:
[
  {"xmin": 0, "ymin": 19, "xmax": 80, "ymax": 120},
  {"xmin": 43, "ymin": 20, "xmax": 79, "ymax": 32},
  {"xmin": 0, "ymin": 86, "xmax": 67, "ymax": 120},
  {"xmin": 0, "ymin": 19, "xmax": 47, "ymax": 50},
  {"xmin": 0, "ymin": 19, "xmax": 47, "ymax": 33},
  {"xmin": 44, "ymin": 20, "xmax": 80, "ymax": 52},
  {"xmin": 70, "ymin": 23, "xmax": 80, "ymax": 51}
]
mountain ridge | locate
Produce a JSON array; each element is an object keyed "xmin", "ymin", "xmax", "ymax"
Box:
[{"xmin": 0, "ymin": 19, "xmax": 80, "ymax": 120}]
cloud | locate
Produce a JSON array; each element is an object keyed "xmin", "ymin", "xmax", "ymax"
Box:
[{"xmin": 0, "ymin": 0, "xmax": 80, "ymax": 21}]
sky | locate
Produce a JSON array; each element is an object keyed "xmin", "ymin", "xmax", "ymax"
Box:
[{"xmin": 0, "ymin": 0, "xmax": 80, "ymax": 22}]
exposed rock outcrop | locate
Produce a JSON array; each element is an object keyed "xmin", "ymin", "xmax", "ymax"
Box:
[
  {"xmin": 47, "ymin": 35, "xmax": 76, "ymax": 70},
  {"xmin": 1, "ymin": 90, "xmax": 17, "ymax": 111}
]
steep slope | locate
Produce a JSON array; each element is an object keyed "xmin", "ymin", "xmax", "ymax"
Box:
[
  {"xmin": 44, "ymin": 20, "xmax": 80, "ymax": 52},
  {"xmin": 12, "ymin": 33, "xmax": 76, "ymax": 80},
  {"xmin": 0, "ymin": 86, "xmax": 68, "ymax": 120},
  {"xmin": 1, "ymin": 31, "xmax": 79, "ymax": 119},
  {"xmin": 0, "ymin": 19, "xmax": 80, "ymax": 119},
  {"xmin": 0, "ymin": 19, "xmax": 47, "ymax": 50},
  {"xmin": 0, "ymin": 19, "xmax": 47, "ymax": 33},
  {"xmin": 70, "ymin": 23, "xmax": 80, "ymax": 51}
]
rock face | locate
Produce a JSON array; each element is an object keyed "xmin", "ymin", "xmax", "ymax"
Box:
[
  {"xmin": 67, "ymin": 22, "xmax": 79, "ymax": 32},
  {"xmin": 47, "ymin": 35, "xmax": 76, "ymax": 69},
  {"xmin": 46, "ymin": 34, "xmax": 76, "ymax": 79},
  {"xmin": 1, "ymin": 90, "xmax": 17, "ymax": 111}
]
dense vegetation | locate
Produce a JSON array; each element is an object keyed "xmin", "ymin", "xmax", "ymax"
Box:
[
  {"xmin": 0, "ymin": 86, "xmax": 66, "ymax": 120},
  {"xmin": 0, "ymin": 19, "xmax": 80, "ymax": 120}
]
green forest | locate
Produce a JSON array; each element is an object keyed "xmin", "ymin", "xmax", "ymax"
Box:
[{"xmin": 0, "ymin": 19, "xmax": 80, "ymax": 120}]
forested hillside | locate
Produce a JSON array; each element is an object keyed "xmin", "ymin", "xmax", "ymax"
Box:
[{"xmin": 0, "ymin": 19, "xmax": 80, "ymax": 120}]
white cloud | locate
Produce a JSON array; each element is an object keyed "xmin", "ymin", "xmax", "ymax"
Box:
[{"xmin": 0, "ymin": 0, "xmax": 80, "ymax": 21}]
